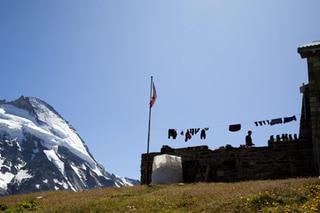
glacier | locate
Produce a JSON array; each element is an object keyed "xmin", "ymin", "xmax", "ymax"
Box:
[{"xmin": 0, "ymin": 96, "xmax": 138, "ymax": 195}]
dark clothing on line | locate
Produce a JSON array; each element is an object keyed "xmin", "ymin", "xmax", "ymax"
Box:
[
  {"xmin": 270, "ymin": 118, "xmax": 283, "ymax": 126},
  {"xmin": 200, "ymin": 129, "xmax": 206, "ymax": 140},
  {"xmin": 168, "ymin": 129, "xmax": 177, "ymax": 139},
  {"xmin": 284, "ymin": 116, "xmax": 297, "ymax": 123},
  {"xmin": 190, "ymin": 128, "xmax": 195, "ymax": 135},
  {"xmin": 185, "ymin": 130, "xmax": 192, "ymax": 142},
  {"xmin": 255, "ymin": 120, "xmax": 268, "ymax": 126},
  {"xmin": 229, "ymin": 124, "xmax": 241, "ymax": 132},
  {"xmin": 195, "ymin": 128, "xmax": 200, "ymax": 135}
]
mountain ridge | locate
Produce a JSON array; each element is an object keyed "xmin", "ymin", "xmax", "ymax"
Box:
[{"xmin": 0, "ymin": 96, "xmax": 138, "ymax": 195}]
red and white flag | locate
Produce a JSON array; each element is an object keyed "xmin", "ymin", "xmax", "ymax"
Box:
[{"xmin": 149, "ymin": 81, "xmax": 157, "ymax": 108}]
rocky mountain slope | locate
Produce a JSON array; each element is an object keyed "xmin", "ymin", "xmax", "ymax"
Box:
[{"xmin": 0, "ymin": 96, "xmax": 138, "ymax": 195}]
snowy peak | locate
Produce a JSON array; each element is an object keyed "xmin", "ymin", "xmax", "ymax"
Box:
[
  {"xmin": 1, "ymin": 96, "xmax": 96, "ymax": 167},
  {"xmin": 0, "ymin": 96, "xmax": 138, "ymax": 195}
]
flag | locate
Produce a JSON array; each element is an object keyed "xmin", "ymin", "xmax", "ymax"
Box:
[{"xmin": 149, "ymin": 81, "xmax": 157, "ymax": 108}]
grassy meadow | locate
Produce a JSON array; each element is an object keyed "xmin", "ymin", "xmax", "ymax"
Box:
[{"xmin": 0, "ymin": 178, "xmax": 319, "ymax": 212}]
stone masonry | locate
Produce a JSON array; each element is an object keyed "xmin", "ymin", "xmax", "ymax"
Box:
[
  {"xmin": 141, "ymin": 41, "xmax": 320, "ymax": 184},
  {"xmin": 298, "ymin": 41, "xmax": 320, "ymax": 176}
]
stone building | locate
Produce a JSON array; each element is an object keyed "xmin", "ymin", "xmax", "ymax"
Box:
[{"xmin": 141, "ymin": 41, "xmax": 320, "ymax": 184}]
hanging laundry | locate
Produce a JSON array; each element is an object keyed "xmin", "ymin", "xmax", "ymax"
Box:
[
  {"xmin": 190, "ymin": 128, "xmax": 195, "ymax": 135},
  {"xmin": 200, "ymin": 129, "xmax": 206, "ymax": 140},
  {"xmin": 255, "ymin": 120, "xmax": 270, "ymax": 127},
  {"xmin": 270, "ymin": 118, "xmax": 283, "ymax": 126},
  {"xmin": 168, "ymin": 129, "xmax": 177, "ymax": 139},
  {"xmin": 185, "ymin": 130, "xmax": 192, "ymax": 142},
  {"xmin": 195, "ymin": 128, "xmax": 200, "ymax": 135},
  {"xmin": 229, "ymin": 124, "xmax": 241, "ymax": 132},
  {"xmin": 284, "ymin": 115, "xmax": 297, "ymax": 123}
]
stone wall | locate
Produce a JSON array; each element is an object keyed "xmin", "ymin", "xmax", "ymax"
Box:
[{"xmin": 141, "ymin": 141, "xmax": 315, "ymax": 184}]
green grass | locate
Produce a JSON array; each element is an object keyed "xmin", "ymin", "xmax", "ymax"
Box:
[{"xmin": 0, "ymin": 178, "xmax": 319, "ymax": 212}]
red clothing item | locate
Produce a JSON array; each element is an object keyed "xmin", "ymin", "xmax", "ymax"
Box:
[{"xmin": 185, "ymin": 130, "xmax": 192, "ymax": 142}]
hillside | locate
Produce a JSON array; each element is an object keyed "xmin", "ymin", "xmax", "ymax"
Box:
[{"xmin": 0, "ymin": 178, "xmax": 319, "ymax": 212}]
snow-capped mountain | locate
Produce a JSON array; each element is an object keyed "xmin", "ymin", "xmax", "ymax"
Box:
[{"xmin": 0, "ymin": 96, "xmax": 138, "ymax": 195}]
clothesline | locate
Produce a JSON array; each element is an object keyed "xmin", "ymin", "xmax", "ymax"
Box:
[
  {"xmin": 152, "ymin": 113, "xmax": 301, "ymax": 131},
  {"xmin": 158, "ymin": 113, "xmax": 300, "ymax": 143}
]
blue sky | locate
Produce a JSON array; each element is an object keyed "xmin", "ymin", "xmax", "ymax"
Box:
[{"xmin": 1, "ymin": 1, "xmax": 320, "ymax": 179}]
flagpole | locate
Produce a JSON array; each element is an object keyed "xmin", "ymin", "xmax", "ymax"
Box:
[
  {"xmin": 147, "ymin": 76, "xmax": 153, "ymax": 155},
  {"xmin": 146, "ymin": 76, "xmax": 153, "ymax": 184}
]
